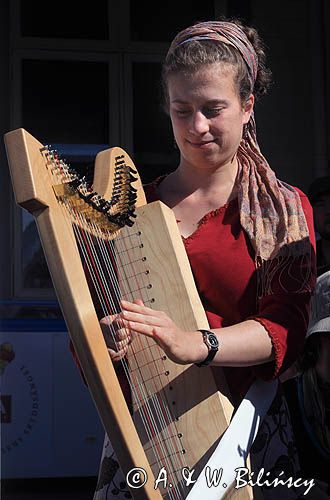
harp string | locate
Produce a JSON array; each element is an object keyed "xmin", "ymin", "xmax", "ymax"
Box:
[
  {"xmin": 89, "ymin": 219, "xmax": 189, "ymax": 493},
  {"xmin": 67, "ymin": 204, "xmax": 186, "ymax": 493},
  {"xmin": 44, "ymin": 149, "xmax": 189, "ymax": 497},
  {"xmin": 68, "ymin": 205, "xmax": 188, "ymax": 499},
  {"xmin": 107, "ymin": 225, "xmax": 189, "ymax": 481}
]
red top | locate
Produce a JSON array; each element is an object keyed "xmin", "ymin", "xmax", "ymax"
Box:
[
  {"xmin": 70, "ymin": 178, "xmax": 316, "ymax": 408},
  {"xmin": 145, "ymin": 179, "xmax": 316, "ymax": 404}
]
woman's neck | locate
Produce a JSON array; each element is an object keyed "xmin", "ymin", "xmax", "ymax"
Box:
[{"xmin": 170, "ymin": 155, "xmax": 239, "ymax": 198}]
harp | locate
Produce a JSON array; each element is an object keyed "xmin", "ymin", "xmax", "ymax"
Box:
[{"xmin": 5, "ymin": 128, "xmax": 254, "ymax": 499}]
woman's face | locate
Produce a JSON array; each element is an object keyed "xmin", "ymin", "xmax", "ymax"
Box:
[{"xmin": 168, "ymin": 63, "xmax": 254, "ymax": 171}]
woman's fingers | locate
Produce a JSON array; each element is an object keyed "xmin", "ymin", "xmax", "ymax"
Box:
[
  {"xmin": 121, "ymin": 300, "xmax": 168, "ymax": 327},
  {"xmin": 119, "ymin": 299, "xmax": 198, "ymax": 365},
  {"xmin": 105, "ymin": 327, "xmax": 132, "ymax": 349},
  {"xmin": 99, "ymin": 314, "xmax": 117, "ymax": 327},
  {"xmin": 122, "ymin": 320, "xmax": 157, "ymax": 339},
  {"xmin": 133, "ymin": 298, "xmax": 145, "ymax": 307},
  {"xmin": 100, "ymin": 314, "xmax": 129, "ymax": 331},
  {"xmin": 100, "ymin": 299, "xmax": 169, "ymax": 360},
  {"xmin": 106, "ymin": 331, "xmax": 132, "ymax": 360},
  {"xmin": 120, "ymin": 314, "xmax": 168, "ymax": 340},
  {"xmin": 121, "ymin": 299, "xmax": 158, "ymax": 316},
  {"xmin": 100, "ymin": 315, "xmax": 130, "ymax": 335},
  {"xmin": 115, "ymin": 327, "xmax": 131, "ymax": 342},
  {"xmin": 113, "ymin": 337, "xmax": 131, "ymax": 350},
  {"xmin": 121, "ymin": 309, "xmax": 164, "ymax": 327},
  {"xmin": 108, "ymin": 345, "xmax": 129, "ymax": 361},
  {"xmin": 99, "ymin": 313, "xmax": 133, "ymax": 360}
]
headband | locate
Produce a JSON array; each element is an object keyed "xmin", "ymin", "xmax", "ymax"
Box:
[{"xmin": 167, "ymin": 21, "xmax": 258, "ymax": 91}]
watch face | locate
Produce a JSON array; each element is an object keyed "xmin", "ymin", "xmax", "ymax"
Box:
[
  {"xmin": 207, "ymin": 333, "xmax": 219, "ymax": 349},
  {"xmin": 196, "ymin": 330, "xmax": 219, "ymax": 367}
]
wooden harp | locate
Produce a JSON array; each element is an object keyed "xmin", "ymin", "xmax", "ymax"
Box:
[{"xmin": 5, "ymin": 128, "xmax": 252, "ymax": 499}]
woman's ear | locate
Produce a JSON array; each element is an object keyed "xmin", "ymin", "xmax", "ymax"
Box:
[{"xmin": 242, "ymin": 94, "xmax": 255, "ymax": 124}]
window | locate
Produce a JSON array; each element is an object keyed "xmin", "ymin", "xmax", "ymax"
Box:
[
  {"xmin": 8, "ymin": 0, "xmax": 224, "ymax": 301},
  {"xmin": 131, "ymin": 60, "xmax": 179, "ymax": 183},
  {"xmin": 13, "ymin": 54, "xmax": 115, "ymax": 298},
  {"xmin": 21, "ymin": 59, "xmax": 109, "ymax": 144},
  {"xmin": 130, "ymin": 0, "xmax": 215, "ymax": 42},
  {"xmin": 20, "ymin": 0, "xmax": 109, "ymax": 39}
]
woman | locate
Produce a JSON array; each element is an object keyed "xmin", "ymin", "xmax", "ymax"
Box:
[{"xmin": 95, "ymin": 18, "xmax": 316, "ymax": 500}]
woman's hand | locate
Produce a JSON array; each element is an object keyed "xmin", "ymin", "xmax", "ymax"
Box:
[
  {"xmin": 120, "ymin": 299, "xmax": 205, "ymax": 365},
  {"xmin": 100, "ymin": 299, "xmax": 141, "ymax": 362}
]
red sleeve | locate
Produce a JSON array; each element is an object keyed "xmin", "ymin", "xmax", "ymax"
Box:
[{"xmin": 250, "ymin": 189, "xmax": 316, "ymax": 380}]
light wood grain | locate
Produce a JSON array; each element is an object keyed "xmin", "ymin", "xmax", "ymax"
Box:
[
  {"xmin": 5, "ymin": 128, "xmax": 254, "ymax": 499},
  {"xmin": 5, "ymin": 128, "xmax": 160, "ymax": 500}
]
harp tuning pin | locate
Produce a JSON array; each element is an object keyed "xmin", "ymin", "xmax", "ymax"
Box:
[
  {"xmin": 100, "ymin": 202, "xmax": 112, "ymax": 213},
  {"xmin": 128, "ymin": 198, "xmax": 137, "ymax": 207},
  {"xmin": 97, "ymin": 198, "xmax": 107, "ymax": 208},
  {"xmin": 69, "ymin": 178, "xmax": 81, "ymax": 189},
  {"xmin": 84, "ymin": 191, "xmax": 96, "ymax": 201}
]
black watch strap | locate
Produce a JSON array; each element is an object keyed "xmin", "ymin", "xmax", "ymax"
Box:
[{"xmin": 195, "ymin": 329, "xmax": 219, "ymax": 367}]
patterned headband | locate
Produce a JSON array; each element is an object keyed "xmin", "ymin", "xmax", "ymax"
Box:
[{"xmin": 167, "ymin": 21, "xmax": 258, "ymax": 91}]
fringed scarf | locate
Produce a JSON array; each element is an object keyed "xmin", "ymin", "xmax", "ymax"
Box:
[{"xmin": 167, "ymin": 21, "xmax": 313, "ymax": 296}]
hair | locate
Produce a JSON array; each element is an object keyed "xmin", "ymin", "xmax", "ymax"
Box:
[{"xmin": 161, "ymin": 17, "xmax": 273, "ymax": 112}]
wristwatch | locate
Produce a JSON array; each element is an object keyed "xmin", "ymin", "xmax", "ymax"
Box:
[{"xmin": 195, "ymin": 329, "xmax": 219, "ymax": 367}]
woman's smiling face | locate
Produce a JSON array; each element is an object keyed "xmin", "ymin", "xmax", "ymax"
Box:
[{"xmin": 168, "ymin": 63, "xmax": 254, "ymax": 171}]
